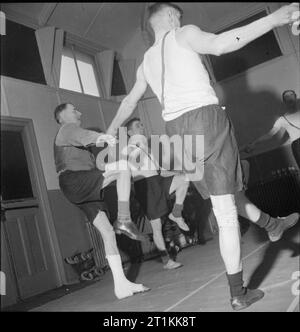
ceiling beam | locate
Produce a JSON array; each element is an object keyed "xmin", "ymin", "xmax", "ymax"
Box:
[
  {"xmin": 83, "ymin": 3, "xmax": 106, "ymax": 38},
  {"xmin": 38, "ymin": 3, "xmax": 58, "ymax": 27},
  {"xmin": 2, "ymin": 7, "xmax": 40, "ymax": 29}
]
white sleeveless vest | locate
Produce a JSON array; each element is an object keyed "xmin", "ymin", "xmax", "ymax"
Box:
[{"xmin": 143, "ymin": 28, "xmax": 219, "ymax": 121}]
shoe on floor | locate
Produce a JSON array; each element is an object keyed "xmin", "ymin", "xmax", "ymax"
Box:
[
  {"xmin": 168, "ymin": 213, "xmax": 189, "ymax": 232},
  {"xmin": 163, "ymin": 259, "xmax": 183, "ymax": 270},
  {"xmin": 268, "ymin": 212, "xmax": 299, "ymax": 242},
  {"xmin": 231, "ymin": 288, "xmax": 264, "ymax": 311}
]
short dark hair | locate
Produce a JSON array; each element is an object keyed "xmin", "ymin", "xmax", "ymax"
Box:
[
  {"xmin": 54, "ymin": 103, "xmax": 70, "ymax": 124},
  {"xmin": 124, "ymin": 117, "xmax": 141, "ymax": 131},
  {"xmin": 282, "ymin": 90, "xmax": 296, "ymax": 100},
  {"xmin": 147, "ymin": 3, "xmax": 183, "ymax": 22}
]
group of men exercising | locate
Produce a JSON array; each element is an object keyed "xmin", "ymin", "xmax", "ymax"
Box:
[{"xmin": 53, "ymin": 3, "xmax": 299, "ymax": 311}]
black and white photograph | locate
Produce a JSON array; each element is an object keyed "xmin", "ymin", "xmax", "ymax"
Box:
[{"xmin": 0, "ymin": 2, "xmax": 299, "ymax": 316}]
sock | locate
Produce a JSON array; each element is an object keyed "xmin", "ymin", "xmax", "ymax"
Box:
[
  {"xmin": 172, "ymin": 204, "xmax": 183, "ymax": 218},
  {"xmin": 159, "ymin": 250, "xmax": 170, "ymax": 264},
  {"xmin": 226, "ymin": 271, "xmax": 245, "ymax": 298},
  {"xmin": 256, "ymin": 212, "xmax": 279, "ymax": 232},
  {"xmin": 118, "ymin": 201, "xmax": 130, "ymax": 220},
  {"xmin": 106, "ymin": 254, "xmax": 127, "ymax": 285}
]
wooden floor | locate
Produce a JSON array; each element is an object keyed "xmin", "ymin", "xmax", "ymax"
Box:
[{"xmin": 32, "ymin": 223, "xmax": 299, "ymax": 312}]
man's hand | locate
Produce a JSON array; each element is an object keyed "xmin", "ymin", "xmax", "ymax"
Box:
[
  {"xmin": 106, "ymin": 126, "xmax": 118, "ymax": 138},
  {"xmin": 243, "ymin": 142, "xmax": 256, "ymax": 154},
  {"xmin": 269, "ymin": 3, "xmax": 299, "ymax": 28},
  {"xmin": 96, "ymin": 134, "xmax": 117, "ymax": 147}
]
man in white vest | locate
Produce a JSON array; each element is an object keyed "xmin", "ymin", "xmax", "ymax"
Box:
[{"xmin": 107, "ymin": 2, "xmax": 299, "ymax": 310}]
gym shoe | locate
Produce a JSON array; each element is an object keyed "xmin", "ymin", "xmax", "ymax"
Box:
[
  {"xmin": 168, "ymin": 213, "xmax": 190, "ymax": 232},
  {"xmin": 113, "ymin": 218, "xmax": 146, "ymax": 242},
  {"xmin": 163, "ymin": 259, "xmax": 183, "ymax": 270},
  {"xmin": 231, "ymin": 288, "xmax": 264, "ymax": 311},
  {"xmin": 268, "ymin": 213, "xmax": 299, "ymax": 242}
]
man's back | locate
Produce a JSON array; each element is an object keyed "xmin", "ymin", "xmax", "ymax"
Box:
[{"xmin": 143, "ymin": 28, "xmax": 218, "ymax": 122}]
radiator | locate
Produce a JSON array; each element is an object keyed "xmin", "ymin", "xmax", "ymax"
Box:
[
  {"xmin": 85, "ymin": 222, "xmax": 108, "ymax": 269},
  {"xmin": 246, "ymin": 167, "xmax": 300, "ymax": 217}
]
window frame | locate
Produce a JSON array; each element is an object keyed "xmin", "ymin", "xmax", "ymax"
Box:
[{"xmin": 59, "ymin": 43, "xmax": 103, "ymax": 97}]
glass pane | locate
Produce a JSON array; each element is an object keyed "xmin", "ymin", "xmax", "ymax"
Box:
[
  {"xmin": 59, "ymin": 48, "xmax": 82, "ymax": 93},
  {"xmin": 1, "ymin": 130, "xmax": 34, "ymax": 201},
  {"xmin": 75, "ymin": 51, "xmax": 100, "ymax": 97}
]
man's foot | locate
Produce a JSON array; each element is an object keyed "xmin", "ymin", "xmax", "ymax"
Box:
[
  {"xmin": 268, "ymin": 213, "xmax": 299, "ymax": 242},
  {"xmin": 163, "ymin": 259, "xmax": 183, "ymax": 270},
  {"xmin": 231, "ymin": 288, "xmax": 264, "ymax": 311},
  {"xmin": 115, "ymin": 282, "xmax": 150, "ymax": 299},
  {"xmin": 113, "ymin": 218, "xmax": 145, "ymax": 242},
  {"xmin": 168, "ymin": 213, "xmax": 189, "ymax": 232}
]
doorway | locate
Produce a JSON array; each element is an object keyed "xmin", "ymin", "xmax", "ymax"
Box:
[{"xmin": 1, "ymin": 116, "xmax": 64, "ymax": 308}]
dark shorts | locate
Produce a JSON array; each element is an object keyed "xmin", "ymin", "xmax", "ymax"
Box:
[
  {"xmin": 59, "ymin": 169, "xmax": 108, "ymax": 223},
  {"xmin": 165, "ymin": 104, "xmax": 244, "ymax": 199},
  {"xmin": 134, "ymin": 175, "xmax": 173, "ymax": 220}
]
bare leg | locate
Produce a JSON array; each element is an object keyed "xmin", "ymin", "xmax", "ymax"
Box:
[
  {"xmin": 168, "ymin": 174, "xmax": 190, "ymax": 231},
  {"xmin": 235, "ymin": 191, "xmax": 260, "ymax": 222},
  {"xmin": 210, "ymin": 194, "xmax": 242, "ymax": 275},
  {"xmin": 93, "ymin": 211, "xmax": 150, "ymax": 299},
  {"xmin": 169, "ymin": 174, "xmax": 189, "ymax": 205},
  {"xmin": 103, "ymin": 160, "xmax": 144, "ymax": 241},
  {"xmin": 235, "ymin": 190, "xmax": 299, "ymax": 242},
  {"xmin": 150, "ymin": 218, "xmax": 183, "ymax": 269}
]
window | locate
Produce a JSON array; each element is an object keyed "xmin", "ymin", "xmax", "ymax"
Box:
[
  {"xmin": 208, "ymin": 10, "xmax": 283, "ymax": 82},
  {"xmin": 1, "ymin": 130, "xmax": 34, "ymax": 201},
  {"xmin": 1, "ymin": 20, "xmax": 46, "ymax": 85},
  {"xmin": 111, "ymin": 56, "xmax": 127, "ymax": 96},
  {"xmin": 59, "ymin": 46, "xmax": 101, "ymax": 97}
]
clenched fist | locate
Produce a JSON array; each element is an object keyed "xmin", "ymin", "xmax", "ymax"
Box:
[{"xmin": 269, "ymin": 3, "xmax": 299, "ymax": 28}]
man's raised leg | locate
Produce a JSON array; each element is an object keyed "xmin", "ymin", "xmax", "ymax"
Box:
[
  {"xmin": 168, "ymin": 174, "xmax": 190, "ymax": 232},
  {"xmin": 235, "ymin": 191, "xmax": 299, "ymax": 242},
  {"xmin": 103, "ymin": 160, "xmax": 145, "ymax": 241}
]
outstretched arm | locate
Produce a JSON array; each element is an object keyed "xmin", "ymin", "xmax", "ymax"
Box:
[
  {"xmin": 107, "ymin": 65, "xmax": 148, "ymax": 136},
  {"xmin": 180, "ymin": 3, "xmax": 299, "ymax": 56},
  {"xmin": 244, "ymin": 118, "xmax": 284, "ymax": 151}
]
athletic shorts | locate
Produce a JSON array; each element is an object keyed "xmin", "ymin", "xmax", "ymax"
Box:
[
  {"xmin": 134, "ymin": 175, "xmax": 173, "ymax": 220},
  {"xmin": 59, "ymin": 169, "xmax": 108, "ymax": 223},
  {"xmin": 165, "ymin": 104, "xmax": 244, "ymax": 199}
]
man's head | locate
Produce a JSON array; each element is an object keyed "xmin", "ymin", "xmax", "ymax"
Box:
[
  {"xmin": 125, "ymin": 118, "xmax": 145, "ymax": 137},
  {"xmin": 282, "ymin": 90, "xmax": 297, "ymax": 110},
  {"xmin": 54, "ymin": 103, "xmax": 82, "ymax": 125},
  {"xmin": 147, "ymin": 3, "xmax": 183, "ymax": 31}
]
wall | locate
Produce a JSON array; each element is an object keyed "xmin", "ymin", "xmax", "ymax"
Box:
[{"xmin": 0, "ymin": 75, "xmax": 124, "ymax": 284}]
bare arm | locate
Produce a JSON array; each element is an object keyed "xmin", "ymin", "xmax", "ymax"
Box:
[
  {"xmin": 252, "ymin": 126, "xmax": 282, "ymax": 145},
  {"xmin": 107, "ymin": 65, "xmax": 147, "ymax": 136},
  {"xmin": 180, "ymin": 3, "xmax": 299, "ymax": 56},
  {"xmin": 247, "ymin": 118, "xmax": 284, "ymax": 149}
]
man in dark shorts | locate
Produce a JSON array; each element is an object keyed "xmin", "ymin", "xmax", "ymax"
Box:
[
  {"xmin": 125, "ymin": 118, "xmax": 189, "ymax": 269},
  {"xmin": 106, "ymin": 3, "xmax": 299, "ymax": 310},
  {"xmin": 53, "ymin": 103, "xmax": 149, "ymax": 299}
]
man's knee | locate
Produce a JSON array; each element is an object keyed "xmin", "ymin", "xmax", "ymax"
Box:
[{"xmin": 211, "ymin": 194, "xmax": 239, "ymax": 229}]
